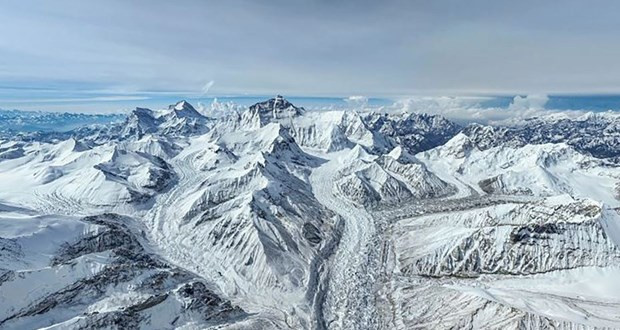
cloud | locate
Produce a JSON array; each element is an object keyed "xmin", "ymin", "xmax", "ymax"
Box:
[
  {"xmin": 344, "ymin": 95, "xmax": 369, "ymax": 108},
  {"xmin": 201, "ymin": 80, "xmax": 215, "ymax": 96},
  {"xmin": 196, "ymin": 98, "xmax": 244, "ymax": 118},
  {"xmin": 508, "ymin": 94, "xmax": 549, "ymax": 111},
  {"xmin": 388, "ymin": 94, "xmax": 584, "ymax": 125}
]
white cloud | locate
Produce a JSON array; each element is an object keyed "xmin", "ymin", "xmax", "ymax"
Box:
[
  {"xmin": 508, "ymin": 94, "xmax": 549, "ymax": 111},
  {"xmin": 201, "ymin": 80, "xmax": 215, "ymax": 96},
  {"xmin": 387, "ymin": 94, "xmax": 585, "ymax": 125},
  {"xmin": 344, "ymin": 95, "xmax": 369, "ymax": 108},
  {"xmin": 196, "ymin": 98, "xmax": 243, "ymax": 118}
]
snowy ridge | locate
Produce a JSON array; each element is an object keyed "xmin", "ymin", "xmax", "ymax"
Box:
[
  {"xmin": 0, "ymin": 139, "xmax": 176, "ymax": 209},
  {"xmin": 0, "ymin": 212, "xmax": 247, "ymax": 329},
  {"xmin": 121, "ymin": 100, "xmax": 214, "ymax": 139},
  {"xmin": 333, "ymin": 145, "xmax": 454, "ymax": 206},
  {"xmin": 462, "ymin": 113, "xmax": 620, "ymax": 159},
  {"xmin": 0, "ymin": 109, "xmax": 124, "ymax": 134},
  {"xmin": 418, "ymin": 133, "xmax": 620, "ymax": 206},
  {"xmin": 1, "ymin": 96, "xmax": 620, "ymax": 329},
  {"xmin": 375, "ymin": 196, "xmax": 620, "ymax": 329},
  {"xmin": 240, "ymin": 95, "xmax": 306, "ymax": 128}
]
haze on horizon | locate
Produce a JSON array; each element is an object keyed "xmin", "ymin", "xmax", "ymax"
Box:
[{"xmin": 1, "ymin": 0, "xmax": 620, "ymax": 112}]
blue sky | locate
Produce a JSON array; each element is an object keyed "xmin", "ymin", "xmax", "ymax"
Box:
[{"xmin": 2, "ymin": 0, "xmax": 620, "ymax": 112}]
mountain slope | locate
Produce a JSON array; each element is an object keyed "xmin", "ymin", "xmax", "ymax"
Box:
[
  {"xmin": 0, "ymin": 211, "xmax": 249, "ymax": 329},
  {"xmin": 462, "ymin": 112, "xmax": 620, "ymax": 159},
  {"xmin": 1, "ymin": 98, "xmax": 620, "ymax": 329}
]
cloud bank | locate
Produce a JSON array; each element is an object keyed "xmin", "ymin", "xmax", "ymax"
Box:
[{"xmin": 389, "ymin": 94, "xmax": 589, "ymax": 125}]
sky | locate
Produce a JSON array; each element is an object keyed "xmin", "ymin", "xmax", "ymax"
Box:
[{"xmin": 2, "ymin": 0, "xmax": 620, "ymax": 112}]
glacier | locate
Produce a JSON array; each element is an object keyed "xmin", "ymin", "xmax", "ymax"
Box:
[{"xmin": 1, "ymin": 96, "xmax": 620, "ymax": 329}]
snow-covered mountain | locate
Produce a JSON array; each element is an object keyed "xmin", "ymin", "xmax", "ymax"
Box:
[
  {"xmin": 1, "ymin": 97, "xmax": 620, "ymax": 329},
  {"xmin": 0, "ymin": 109, "xmax": 125, "ymax": 135},
  {"xmin": 462, "ymin": 112, "xmax": 620, "ymax": 159}
]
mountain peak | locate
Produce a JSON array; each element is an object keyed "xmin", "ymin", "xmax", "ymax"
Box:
[
  {"xmin": 241, "ymin": 96, "xmax": 305, "ymax": 127},
  {"xmin": 251, "ymin": 95, "xmax": 304, "ymax": 117},
  {"xmin": 169, "ymin": 100, "xmax": 203, "ymax": 118},
  {"xmin": 131, "ymin": 107, "xmax": 155, "ymax": 118},
  {"xmin": 173, "ymin": 100, "xmax": 191, "ymax": 110}
]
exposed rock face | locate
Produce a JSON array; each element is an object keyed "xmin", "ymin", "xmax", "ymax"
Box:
[
  {"xmin": 243, "ymin": 95, "xmax": 306, "ymax": 127},
  {"xmin": 362, "ymin": 112, "xmax": 462, "ymax": 154},
  {"xmin": 0, "ymin": 213, "xmax": 246, "ymax": 329},
  {"xmin": 121, "ymin": 107, "xmax": 161, "ymax": 138},
  {"xmin": 94, "ymin": 148, "xmax": 177, "ymax": 203},
  {"xmin": 333, "ymin": 145, "xmax": 455, "ymax": 206},
  {"xmin": 375, "ymin": 196, "xmax": 620, "ymax": 329},
  {"xmin": 462, "ymin": 113, "xmax": 620, "ymax": 159}
]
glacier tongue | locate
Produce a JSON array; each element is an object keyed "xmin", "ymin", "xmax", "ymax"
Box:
[
  {"xmin": 2, "ymin": 97, "xmax": 620, "ymax": 329},
  {"xmin": 308, "ymin": 149, "xmax": 378, "ymax": 329}
]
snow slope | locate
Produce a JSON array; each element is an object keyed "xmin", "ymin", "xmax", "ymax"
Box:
[
  {"xmin": 1, "ymin": 97, "xmax": 620, "ymax": 329},
  {"xmin": 418, "ymin": 133, "xmax": 620, "ymax": 207}
]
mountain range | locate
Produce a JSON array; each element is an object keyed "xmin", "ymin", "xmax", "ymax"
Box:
[{"xmin": 1, "ymin": 96, "xmax": 620, "ymax": 329}]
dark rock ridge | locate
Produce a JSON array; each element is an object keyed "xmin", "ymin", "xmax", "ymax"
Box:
[
  {"xmin": 0, "ymin": 213, "xmax": 246, "ymax": 329},
  {"xmin": 362, "ymin": 112, "xmax": 462, "ymax": 154},
  {"xmin": 246, "ymin": 95, "xmax": 306, "ymax": 126},
  {"xmin": 6, "ymin": 99, "xmax": 620, "ymax": 163},
  {"xmin": 462, "ymin": 114, "xmax": 620, "ymax": 159}
]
